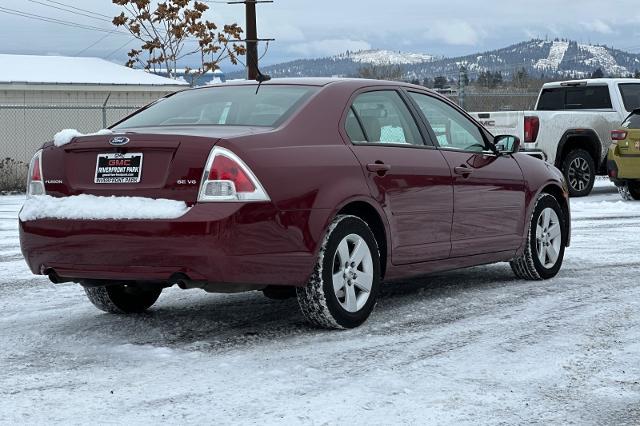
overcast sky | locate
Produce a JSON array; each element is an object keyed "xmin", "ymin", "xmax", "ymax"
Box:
[{"xmin": 1, "ymin": 0, "xmax": 640, "ymax": 71}]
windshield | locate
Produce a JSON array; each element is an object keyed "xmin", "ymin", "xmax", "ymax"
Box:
[
  {"xmin": 114, "ymin": 85, "xmax": 318, "ymax": 129},
  {"xmin": 622, "ymin": 111, "xmax": 640, "ymax": 129},
  {"xmin": 619, "ymin": 84, "xmax": 640, "ymax": 112}
]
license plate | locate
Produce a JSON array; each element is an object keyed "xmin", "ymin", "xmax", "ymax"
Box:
[{"xmin": 94, "ymin": 153, "xmax": 143, "ymax": 184}]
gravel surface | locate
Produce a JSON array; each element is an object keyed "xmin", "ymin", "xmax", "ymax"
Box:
[{"xmin": 1, "ymin": 180, "xmax": 639, "ymax": 425}]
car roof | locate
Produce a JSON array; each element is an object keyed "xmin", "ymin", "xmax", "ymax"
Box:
[
  {"xmin": 542, "ymin": 78, "xmax": 640, "ymax": 88},
  {"xmin": 203, "ymin": 77, "xmax": 427, "ymax": 90}
]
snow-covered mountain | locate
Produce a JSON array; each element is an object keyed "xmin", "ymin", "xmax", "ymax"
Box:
[
  {"xmin": 335, "ymin": 49, "xmax": 436, "ymax": 66},
  {"xmin": 230, "ymin": 39, "xmax": 640, "ymax": 81}
]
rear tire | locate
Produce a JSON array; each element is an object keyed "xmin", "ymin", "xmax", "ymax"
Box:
[
  {"xmin": 296, "ymin": 215, "xmax": 381, "ymax": 329},
  {"xmin": 618, "ymin": 181, "xmax": 640, "ymax": 201},
  {"xmin": 562, "ymin": 149, "xmax": 595, "ymax": 197},
  {"xmin": 510, "ymin": 193, "xmax": 567, "ymax": 280},
  {"xmin": 84, "ymin": 284, "xmax": 162, "ymax": 314}
]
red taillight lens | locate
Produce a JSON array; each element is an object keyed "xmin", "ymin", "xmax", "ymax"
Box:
[
  {"xmin": 524, "ymin": 116, "xmax": 540, "ymax": 143},
  {"xmin": 27, "ymin": 150, "xmax": 46, "ymax": 197},
  {"xmin": 32, "ymin": 156, "xmax": 42, "ymax": 181},
  {"xmin": 611, "ymin": 130, "xmax": 628, "ymax": 141},
  {"xmin": 198, "ymin": 147, "xmax": 269, "ymax": 202},
  {"xmin": 209, "ymin": 155, "xmax": 256, "ymax": 193}
]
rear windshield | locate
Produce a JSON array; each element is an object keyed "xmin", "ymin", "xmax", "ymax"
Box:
[
  {"xmin": 622, "ymin": 112, "xmax": 640, "ymax": 129},
  {"xmin": 114, "ymin": 85, "xmax": 318, "ymax": 129},
  {"xmin": 619, "ymin": 84, "xmax": 640, "ymax": 112},
  {"xmin": 537, "ymin": 86, "xmax": 612, "ymax": 111}
]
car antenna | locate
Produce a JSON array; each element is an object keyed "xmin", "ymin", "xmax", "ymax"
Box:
[{"xmin": 255, "ymin": 68, "xmax": 271, "ymax": 94}]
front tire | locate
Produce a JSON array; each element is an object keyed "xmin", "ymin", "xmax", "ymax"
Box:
[
  {"xmin": 84, "ymin": 283, "xmax": 162, "ymax": 314},
  {"xmin": 562, "ymin": 149, "xmax": 595, "ymax": 197},
  {"xmin": 510, "ymin": 193, "xmax": 567, "ymax": 280},
  {"xmin": 618, "ymin": 181, "xmax": 640, "ymax": 201},
  {"xmin": 296, "ymin": 215, "xmax": 381, "ymax": 329}
]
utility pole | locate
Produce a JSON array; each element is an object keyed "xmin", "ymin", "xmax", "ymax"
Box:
[
  {"xmin": 245, "ymin": 0, "xmax": 258, "ymax": 80},
  {"xmin": 458, "ymin": 66, "xmax": 467, "ymax": 110},
  {"xmin": 228, "ymin": 0, "xmax": 274, "ymax": 80}
]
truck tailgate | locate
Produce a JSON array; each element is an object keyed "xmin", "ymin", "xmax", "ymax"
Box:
[{"xmin": 470, "ymin": 111, "xmax": 525, "ymax": 137}]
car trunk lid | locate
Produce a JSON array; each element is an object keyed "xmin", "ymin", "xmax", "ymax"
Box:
[
  {"xmin": 621, "ymin": 129, "xmax": 640, "ymax": 155},
  {"xmin": 42, "ymin": 132, "xmax": 218, "ymax": 204}
]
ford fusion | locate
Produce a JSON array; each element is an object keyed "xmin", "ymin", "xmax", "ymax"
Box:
[{"xmin": 19, "ymin": 78, "xmax": 571, "ymax": 329}]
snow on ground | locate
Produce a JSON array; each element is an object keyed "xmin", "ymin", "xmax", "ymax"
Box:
[
  {"xmin": 534, "ymin": 40, "xmax": 569, "ymax": 71},
  {"xmin": 1, "ymin": 179, "xmax": 640, "ymax": 424},
  {"xmin": 578, "ymin": 44, "xmax": 630, "ymax": 77}
]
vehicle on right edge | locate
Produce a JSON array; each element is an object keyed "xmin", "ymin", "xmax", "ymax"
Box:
[
  {"xmin": 471, "ymin": 78, "xmax": 640, "ymax": 197},
  {"xmin": 607, "ymin": 109, "xmax": 640, "ymax": 200}
]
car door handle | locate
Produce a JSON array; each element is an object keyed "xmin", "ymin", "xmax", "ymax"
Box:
[
  {"xmin": 454, "ymin": 166, "xmax": 474, "ymax": 176},
  {"xmin": 367, "ymin": 163, "xmax": 391, "ymax": 174}
]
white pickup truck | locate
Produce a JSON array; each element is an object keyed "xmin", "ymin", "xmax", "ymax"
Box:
[{"xmin": 471, "ymin": 78, "xmax": 640, "ymax": 196}]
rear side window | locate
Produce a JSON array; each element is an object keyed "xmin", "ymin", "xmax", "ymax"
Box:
[
  {"xmin": 622, "ymin": 112, "xmax": 640, "ymax": 129},
  {"xmin": 349, "ymin": 91, "xmax": 423, "ymax": 146},
  {"xmin": 537, "ymin": 86, "xmax": 612, "ymax": 110},
  {"xmin": 619, "ymin": 84, "xmax": 640, "ymax": 112},
  {"xmin": 114, "ymin": 85, "xmax": 318, "ymax": 129}
]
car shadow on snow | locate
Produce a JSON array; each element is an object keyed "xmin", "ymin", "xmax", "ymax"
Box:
[{"xmin": 56, "ymin": 263, "xmax": 527, "ymax": 352}]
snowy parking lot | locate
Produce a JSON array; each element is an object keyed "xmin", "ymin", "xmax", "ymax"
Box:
[{"xmin": 1, "ymin": 179, "xmax": 639, "ymax": 425}]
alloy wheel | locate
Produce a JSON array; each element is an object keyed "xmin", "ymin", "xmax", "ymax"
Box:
[
  {"xmin": 567, "ymin": 157, "xmax": 591, "ymax": 192},
  {"xmin": 331, "ymin": 234, "xmax": 374, "ymax": 313},
  {"xmin": 535, "ymin": 207, "xmax": 562, "ymax": 269}
]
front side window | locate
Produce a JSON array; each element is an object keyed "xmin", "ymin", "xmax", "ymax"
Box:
[
  {"xmin": 409, "ymin": 92, "xmax": 487, "ymax": 152},
  {"xmin": 348, "ymin": 91, "xmax": 423, "ymax": 146},
  {"xmin": 114, "ymin": 85, "xmax": 318, "ymax": 129},
  {"xmin": 619, "ymin": 84, "xmax": 640, "ymax": 112}
]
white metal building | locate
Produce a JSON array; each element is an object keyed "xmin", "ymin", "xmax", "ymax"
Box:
[{"xmin": 0, "ymin": 54, "xmax": 187, "ymax": 162}]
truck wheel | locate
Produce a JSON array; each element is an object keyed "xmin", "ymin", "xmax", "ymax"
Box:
[
  {"xmin": 562, "ymin": 149, "xmax": 595, "ymax": 197},
  {"xmin": 618, "ymin": 181, "xmax": 640, "ymax": 201},
  {"xmin": 84, "ymin": 284, "xmax": 162, "ymax": 314},
  {"xmin": 510, "ymin": 193, "xmax": 567, "ymax": 280},
  {"xmin": 296, "ymin": 215, "xmax": 381, "ymax": 329}
]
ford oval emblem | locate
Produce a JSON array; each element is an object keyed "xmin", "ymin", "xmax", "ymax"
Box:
[{"xmin": 109, "ymin": 136, "xmax": 130, "ymax": 146}]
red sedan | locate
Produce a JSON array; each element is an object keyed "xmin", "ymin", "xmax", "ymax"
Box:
[{"xmin": 19, "ymin": 78, "xmax": 570, "ymax": 329}]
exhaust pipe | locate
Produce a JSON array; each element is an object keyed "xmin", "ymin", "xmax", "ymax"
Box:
[{"xmin": 44, "ymin": 269, "xmax": 73, "ymax": 284}]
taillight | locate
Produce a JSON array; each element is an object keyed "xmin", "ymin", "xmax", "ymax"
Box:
[
  {"xmin": 611, "ymin": 130, "xmax": 628, "ymax": 141},
  {"xmin": 198, "ymin": 147, "xmax": 269, "ymax": 202},
  {"xmin": 524, "ymin": 116, "xmax": 540, "ymax": 143},
  {"xmin": 27, "ymin": 150, "xmax": 46, "ymax": 197}
]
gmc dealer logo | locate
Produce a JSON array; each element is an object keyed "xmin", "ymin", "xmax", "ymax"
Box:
[
  {"xmin": 108, "ymin": 159, "xmax": 132, "ymax": 166},
  {"xmin": 109, "ymin": 136, "xmax": 130, "ymax": 146}
]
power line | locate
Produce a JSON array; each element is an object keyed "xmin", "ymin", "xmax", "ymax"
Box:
[
  {"xmin": 75, "ymin": 32, "xmax": 114, "ymax": 56},
  {"xmin": 38, "ymin": 0, "xmax": 113, "ymax": 19},
  {"xmin": 0, "ymin": 6, "xmax": 127, "ymax": 35},
  {"xmin": 104, "ymin": 38, "xmax": 136, "ymax": 60},
  {"xmin": 26, "ymin": 0, "xmax": 112, "ymax": 23}
]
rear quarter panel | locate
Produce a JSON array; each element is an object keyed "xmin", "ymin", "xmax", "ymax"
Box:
[{"xmin": 217, "ymin": 83, "xmax": 376, "ymax": 258}]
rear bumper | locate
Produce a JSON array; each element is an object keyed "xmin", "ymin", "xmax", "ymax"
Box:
[
  {"xmin": 607, "ymin": 146, "xmax": 640, "ymax": 181},
  {"xmin": 19, "ymin": 203, "xmax": 324, "ymax": 287}
]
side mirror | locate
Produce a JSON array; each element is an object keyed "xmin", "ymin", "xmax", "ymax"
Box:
[{"xmin": 494, "ymin": 135, "xmax": 521, "ymax": 154}]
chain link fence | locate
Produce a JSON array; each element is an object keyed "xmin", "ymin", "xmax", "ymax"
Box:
[
  {"xmin": 445, "ymin": 92, "xmax": 540, "ymax": 112},
  {"xmin": 0, "ymin": 104, "xmax": 141, "ymax": 192}
]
